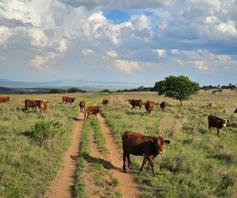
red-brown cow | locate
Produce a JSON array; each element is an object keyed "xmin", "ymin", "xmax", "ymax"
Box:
[
  {"xmin": 79, "ymin": 101, "xmax": 86, "ymax": 112},
  {"xmin": 84, "ymin": 106, "xmax": 101, "ymax": 119},
  {"xmin": 160, "ymin": 101, "xmax": 167, "ymax": 111},
  {"xmin": 208, "ymin": 115, "xmax": 229, "ymax": 135},
  {"xmin": 62, "ymin": 96, "xmax": 75, "ymax": 104},
  {"xmin": 145, "ymin": 100, "xmax": 155, "ymax": 114},
  {"xmin": 122, "ymin": 131, "xmax": 171, "ymax": 174},
  {"xmin": 24, "ymin": 99, "xmax": 41, "ymax": 110},
  {"xmin": 128, "ymin": 99, "xmax": 142, "ymax": 109},
  {"xmin": 39, "ymin": 101, "xmax": 49, "ymax": 111},
  {"xmin": 0, "ymin": 96, "xmax": 10, "ymax": 103},
  {"xmin": 102, "ymin": 99, "xmax": 109, "ymax": 105}
]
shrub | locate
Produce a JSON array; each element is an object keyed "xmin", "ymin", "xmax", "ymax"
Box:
[{"xmin": 31, "ymin": 120, "xmax": 63, "ymax": 148}]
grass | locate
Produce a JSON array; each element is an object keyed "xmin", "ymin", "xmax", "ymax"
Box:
[
  {"xmin": 102, "ymin": 90, "xmax": 237, "ymax": 198},
  {"xmin": 74, "ymin": 117, "xmax": 121, "ymax": 198}
]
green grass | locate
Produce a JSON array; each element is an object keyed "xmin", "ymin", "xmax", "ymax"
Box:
[{"xmin": 103, "ymin": 90, "xmax": 237, "ymax": 198}]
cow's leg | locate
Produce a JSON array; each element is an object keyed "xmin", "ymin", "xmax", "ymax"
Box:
[
  {"xmin": 147, "ymin": 156, "xmax": 155, "ymax": 175},
  {"xmin": 217, "ymin": 128, "xmax": 220, "ymax": 135},
  {"xmin": 139, "ymin": 157, "xmax": 147, "ymax": 172},
  {"xmin": 123, "ymin": 152, "xmax": 127, "ymax": 172},
  {"xmin": 127, "ymin": 154, "xmax": 131, "ymax": 169}
]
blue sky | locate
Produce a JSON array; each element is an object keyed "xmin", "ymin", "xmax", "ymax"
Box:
[{"xmin": 0, "ymin": 0, "xmax": 237, "ymax": 86}]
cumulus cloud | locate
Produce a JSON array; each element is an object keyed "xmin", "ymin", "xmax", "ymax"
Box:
[
  {"xmin": 0, "ymin": 26, "xmax": 12, "ymax": 45},
  {"xmin": 153, "ymin": 49, "xmax": 167, "ymax": 57},
  {"xmin": 114, "ymin": 59, "xmax": 141, "ymax": 73}
]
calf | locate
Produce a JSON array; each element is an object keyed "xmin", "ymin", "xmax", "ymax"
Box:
[
  {"xmin": 62, "ymin": 96, "xmax": 75, "ymax": 104},
  {"xmin": 84, "ymin": 106, "xmax": 101, "ymax": 119},
  {"xmin": 160, "ymin": 101, "xmax": 167, "ymax": 111},
  {"xmin": 208, "ymin": 115, "xmax": 229, "ymax": 135},
  {"xmin": 79, "ymin": 101, "xmax": 86, "ymax": 112},
  {"xmin": 145, "ymin": 100, "xmax": 155, "ymax": 114},
  {"xmin": 102, "ymin": 99, "xmax": 109, "ymax": 105},
  {"xmin": 0, "ymin": 96, "xmax": 10, "ymax": 103},
  {"xmin": 128, "ymin": 99, "xmax": 142, "ymax": 109},
  {"xmin": 122, "ymin": 131, "xmax": 171, "ymax": 174}
]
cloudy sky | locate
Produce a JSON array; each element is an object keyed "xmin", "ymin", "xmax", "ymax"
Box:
[{"xmin": 0, "ymin": 0, "xmax": 237, "ymax": 85}]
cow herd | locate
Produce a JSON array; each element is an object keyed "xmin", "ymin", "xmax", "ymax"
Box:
[{"xmin": 0, "ymin": 95, "xmax": 236, "ymax": 174}]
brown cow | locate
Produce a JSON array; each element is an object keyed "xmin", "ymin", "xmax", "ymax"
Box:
[
  {"xmin": 128, "ymin": 99, "xmax": 142, "ymax": 109},
  {"xmin": 39, "ymin": 101, "xmax": 49, "ymax": 111},
  {"xmin": 79, "ymin": 101, "xmax": 86, "ymax": 112},
  {"xmin": 234, "ymin": 108, "xmax": 237, "ymax": 113},
  {"xmin": 208, "ymin": 115, "xmax": 229, "ymax": 135},
  {"xmin": 25, "ymin": 99, "xmax": 41, "ymax": 110},
  {"xmin": 102, "ymin": 99, "xmax": 109, "ymax": 106},
  {"xmin": 122, "ymin": 131, "xmax": 171, "ymax": 174},
  {"xmin": 84, "ymin": 106, "xmax": 101, "ymax": 119},
  {"xmin": 160, "ymin": 101, "xmax": 167, "ymax": 111},
  {"xmin": 0, "ymin": 96, "xmax": 10, "ymax": 103},
  {"xmin": 145, "ymin": 100, "xmax": 155, "ymax": 114},
  {"xmin": 62, "ymin": 96, "xmax": 75, "ymax": 104}
]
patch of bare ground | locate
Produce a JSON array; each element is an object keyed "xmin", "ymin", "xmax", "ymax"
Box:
[
  {"xmin": 97, "ymin": 114, "xmax": 139, "ymax": 198},
  {"xmin": 46, "ymin": 113, "xmax": 84, "ymax": 198}
]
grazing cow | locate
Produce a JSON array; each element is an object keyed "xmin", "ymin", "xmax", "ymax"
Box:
[
  {"xmin": 39, "ymin": 101, "xmax": 49, "ymax": 111},
  {"xmin": 128, "ymin": 99, "xmax": 142, "ymax": 109},
  {"xmin": 62, "ymin": 96, "xmax": 75, "ymax": 104},
  {"xmin": 0, "ymin": 96, "xmax": 10, "ymax": 103},
  {"xmin": 208, "ymin": 115, "xmax": 229, "ymax": 135},
  {"xmin": 234, "ymin": 108, "xmax": 237, "ymax": 113},
  {"xmin": 122, "ymin": 131, "xmax": 171, "ymax": 174},
  {"xmin": 24, "ymin": 99, "xmax": 41, "ymax": 110},
  {"xmin": 160, "ymin": 101, "xmax": 167, "ymax": 111},
  {"xmin": 84, "ymin": 106, "xmax": 101, "ymax": 119},
  {"xmin": 79, "ymin": 101, "xmax": 86, "ymax": 112},
  {"xmin": 145, "ymin": 100, "xmax": 155, "ymax": 114},
  {"xmin": 102, "ymin": 99, "xmax": 109, "ymax": 106}
]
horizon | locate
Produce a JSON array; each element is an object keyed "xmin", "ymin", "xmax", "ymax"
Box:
[{"xmin": 1, "ymin": 1, "xmax": 237, "ymax": 85}]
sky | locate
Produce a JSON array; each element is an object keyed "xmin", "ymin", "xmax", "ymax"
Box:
[{"xmin": 0, "ymin": 0, "xmax": 237, "ymax": 86}]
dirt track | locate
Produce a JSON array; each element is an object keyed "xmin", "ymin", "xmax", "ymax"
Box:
[
  {"xmin": 46, "ymin": 113, "xmax": 84, "ymax": 198},
  {"xmin": 97, "ymin": 114, "xmax": 139, "ymax": 198}
]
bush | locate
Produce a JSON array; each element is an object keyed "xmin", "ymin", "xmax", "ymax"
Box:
[{"xmin": 31, "ymin": 120, "xmax": 63, "ymax": 148}]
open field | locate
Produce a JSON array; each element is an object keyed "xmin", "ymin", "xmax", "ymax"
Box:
[{"xmin": 0, "ymin": 90, "xmax": 237, "ymax": 198}]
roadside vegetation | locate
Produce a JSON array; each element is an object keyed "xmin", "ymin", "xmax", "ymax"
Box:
[{"xmin": 103, "ymin": 90, "xmax": 237, "ymax": 198}]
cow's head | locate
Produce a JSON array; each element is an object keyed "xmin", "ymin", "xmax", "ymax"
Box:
[
  {"xmin": 155, "ymin": 137, "xmax": 171, "ymax": 154},
  {"xmin": 222, "ymin": 119, "xmax": 229, "ymax": 127}
]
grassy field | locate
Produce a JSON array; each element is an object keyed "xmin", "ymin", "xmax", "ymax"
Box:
[
  {"xmin": 0, "ymin": 93, "xmax": 99, "ymax": 198},
  {"xmin": 0, "ymin": 90, "xmax": 237, "ymax": 198},
  {"xmin": 102, "ymin": 90, "xmax": 237, "ymax": 198}
]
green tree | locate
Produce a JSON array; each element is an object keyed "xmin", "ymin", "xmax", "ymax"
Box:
[{"xmin": 154, "ymin": 75, "xmax": 199, "ymax": 106}]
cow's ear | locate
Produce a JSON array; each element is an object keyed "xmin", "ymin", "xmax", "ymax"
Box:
[{"xmin": 165, "ymin": 140, "xmax": 171, "ymax": 144}]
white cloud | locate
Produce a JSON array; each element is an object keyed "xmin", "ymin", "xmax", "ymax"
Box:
[
  {"xmin": 0, "ymin": 26, "xmax": 12, "ymax": 46},
  {"xmin": 107, "ymin": 50, "xmax": 118, "ymax": 58},
  {"xmin": 216, "ymin": 21, "xmax": 237, "ymax": 38},
  {"xmin": 153, "ymin": 49, "xmax": 167, "ymax": 57},
  {"xmin": 82, "ymin": 48, "xmax": 93, "ymax": 55},
  {"xmin": 57, "ymin": 38, "xmax": 68, "ymax": 53},
  {"xmin": 114, "ymin": 59, "xmax": 141, "ymax": 73},
  {"xmin": 193, "ymin": 60, "xmax": 208, "ymax": 71},
  {"xmin": 31, "ymin": 52, "xmax": 58, "ymax": 69},
  {"xmin": 28, "ymin": 28, "xmax": 49, "ymax": 47}
]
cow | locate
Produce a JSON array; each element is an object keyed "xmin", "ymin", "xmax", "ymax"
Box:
[
  {"xmin": 122, "ymin": 131, "xmax": 171, "ymax": 174},
  {"xmin": 39, "ymin": 101, "xmax": 49, "ymax": 111},
  {"xmin": 62, "ymin": 96, "xmax": 75, "ymax": 104},
  {"xmin": 84, "ymin": 106, "xmax": 101, "ymax": 119},
  {"xmin": 128, "ymin": 99, "xmax": 142, "ymax": 109},
  {"xmin": 102, "ymin": 99, "xmax": 109, "ymax": 106},
  {"xmin": 79, "ymin": 101, "xmax": 86, "ymax": 112},
  {"xmin": 24, "ymin": 99, "xmax": 41, "ymax": 110},
  {"xmin": 208, "ymin": 115, "xmax": 229, "ymax": 135},
  {"xmin": 0, "ymin": 96, "xmax": 10, "ymax": 103},
  {"xmin": 145, "ymin": 100, "xmax": 155, "ymax": 114},
  {"xmin": 234, "ymin": 108, "xmax": 237, "ymax": 113},
  {"xmin": 160, "ymin": 101, "xmax": 167, "ymax": 111}
]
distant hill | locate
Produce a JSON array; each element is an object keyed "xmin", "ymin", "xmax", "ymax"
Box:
[{"xmin": 0, "ymin": 79, "xmax": 151, "ymax": 91}]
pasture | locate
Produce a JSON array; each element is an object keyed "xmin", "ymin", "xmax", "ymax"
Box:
[{"xmin": 0, "ymin": 90, "xmax": 237, "ymax": 198}]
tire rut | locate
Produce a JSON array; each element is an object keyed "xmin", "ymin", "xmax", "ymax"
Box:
[
  {"xmin": 97, "ymin": 114, "xmax": 139, "ymax": 198},
  {"xmin": 46, "ymin": 112, "xmax": 84, "ymax": 198}
]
